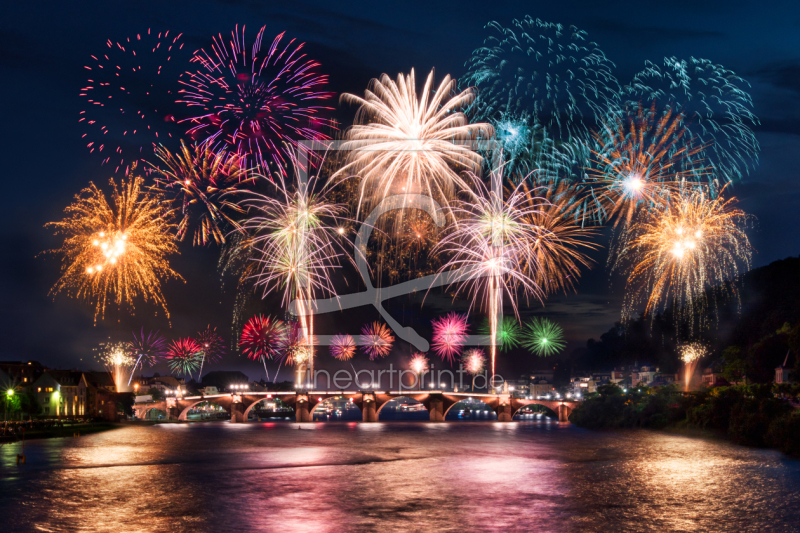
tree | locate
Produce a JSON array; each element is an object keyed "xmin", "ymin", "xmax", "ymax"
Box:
[{"xmin": 146, "ymin": 388, "xmax": 163, "ymax": 402}]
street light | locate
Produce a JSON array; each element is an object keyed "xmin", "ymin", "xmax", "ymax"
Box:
[{"xmin": 5, "ymin": 388, "xmax": 14, "ymax": 426}]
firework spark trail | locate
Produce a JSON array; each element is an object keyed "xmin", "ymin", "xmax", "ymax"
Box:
[
  {"xmin": 679, "ymin": 342, "xmax": 708, "ymax": 390},
  {"xmin": 338, "ymin": 68, "xmax": 492, "ymax": 222},
  {"xmin": 624, "ymin": 57, "xmax": 760, "ymax": 183},
  {"xmin": 240, "ymin": 315, "xmax": 285, "ymax": 379},
  {"xmin": 166, "ymin": 337, "xmax": 204, "ymax": 377},
  {"xmin": 80, "ymin": 28, "xmax": 189, "ymax": 174},
  {"xmin": 178, "ymin": 25, "xmax": 335, "ymax": 174},
  {"xmin": 360, "ymin": 322, "xmax": 395, "ymax": 360},
  {"xmin": 431, "ymin": 312, "xmax": 470, "ymax": 364},
  {"xmin": 195, "ymin": 325, "xmax": 226, "ymax": 378},
  {"xmin": 149, "ymin": 141, "xmax": 251, "ymax": 245},
  {"xmin": 586, "ymin": 104, "xmax": 709, "ymax": 228},
  {"xmin": 45, "ymin": 174, "xmax": 182, "ymax": 322},
  {"xmin": 462, "ymin": 16, "xmax": 621, "ymax": 181},
  {"xmin": 409, "ymin": 352, "xmax": 430, "ymax": 389},
  {"xmin": 238, "ymin": 151, "xmax": 350, "ymax": 377},
  {"xmin": 615, "ymin": 186, "xmax": 753, "ymax": 331},
  {"xmin": 329, "ymin": 333, "xmax": 356, "ymax": 361},
  {"xmin": 461, "ymin": 348, "xmax": 486, "ymax": 391},
  {"xmin": 521, "ymin": 317, "xmax": 566, "ymax": 357},
  {"xmin": 127, "ymin": 328, "xmax": 167, "ymax": 385}
]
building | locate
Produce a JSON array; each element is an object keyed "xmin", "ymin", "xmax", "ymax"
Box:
[
  {"xmin": 200, "ymin": 371, "xmax": 250, "ymax": 392},
  {"xmin": 32, "ymin": 370, "xmax": 81, "ymax": 417},
  {"xmin": 570, "ymin": 376, "xmax": 598, "ymax": 395},
  {"xmin": 133, "ymin": 374, "xmax": 186, "ymax": 395},
  {"xmin": 631, "ymin": 366, "xmax": 658, "ymax": 387},
  {"xmin": 0, "ymin": 360, "xmax": 46, "ymax": 387},
  {"xmin": 775, "ymin": 351, "xmax": 793, "ymax": 384},
  {"xmin": 78, "ymin": 372, "xmax": 118, "ymax": 420},
  {"xmin": 702, "ymin": 360, "xmax": 729, "ymax": 387}
]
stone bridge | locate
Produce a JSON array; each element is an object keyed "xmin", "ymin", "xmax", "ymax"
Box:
[{"xmin": 134, "ymin": 391, "xmax": 578, "ymax": 423}]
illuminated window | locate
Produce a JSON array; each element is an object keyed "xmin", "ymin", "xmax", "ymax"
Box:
[
  {"xmin": 37, "ymin": 387, "xmax": 42, "ymax": 392},
  {"xmin": 23, "ymin": 378, "xmax": 28, "ymax": 383}
]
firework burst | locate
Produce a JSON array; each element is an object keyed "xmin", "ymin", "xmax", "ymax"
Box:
[
  {"xmin": 521, "ymin": 317, "xmax": 566, "ymax": 357},
  {"xmin": 360, "ymin": 322, "xmax": 395, "ymax": 360},
  {"xmin": 240, "ymin": 315, "xmax": 285, "ymax": 377},
  {"xmin": 45, "ymin": 174, "xmax": 182, "ymax": 321},
  {"xmin": 624, "ymin": 57, "xmax": 760, "ymax": 183},
  {"xmin": 431, "ymin": 312, "xmax": 470, "ymax": 364},
  {"xmin": 462, "ymin": 17, "xmax": 620, "ymax": 179},
  {"xmin": 178, "ymin": 25, "xmax": 335, "ymax": 173},
  {"xmin": 329, "ymin": 333, "xmax": 356, "ymax": 361},
  {"xmin": 517, "ymin": 181, "xmax": 598, "ymax": 296},
  {"xmin": 478, "ymin": 316, "xmax": 521, "ymax": 353},
  {"xmin": 127, "ymin": 328, "xmax": 167, "ymax": 385},
  {"xmin": 587, "ymin": 104, "xmax": 707, "ymax": 227},
  {"xmin": 338, "ymin": 68, "xmax": 492, "ymax": 220},
  {"xmin": 461, "ymin": 348, "xmax": 486, "ymax": 391},
  {"xmin": 195, "ymin": 325, "xmax": 226, "ymax": 376},
  {"xmin": 434, "ymin": 169, "xmax": 558, "ymax": 375},
  {"xmin": 166, "ymin": 337, "xmax": 203, "ymax": 377},
  {"xmin": 150, "ymin": 141, "xmax": 250, "ymax": 245},
  {"xmin": 98, "ymin": 341, "xmax": 135, "ymax": 391},
  {"xmin": 80, "ymin": 29, "xmax": 190, "ymax": 174},
  {"xmin": 679, "ymin": 342, "xmax": 708, "ymax": 390},
  {"xmin": 238, "ymin": 152, "xmax": 350, "ymax": 374},
  {"xmin": 615, "ymin": 187, "xmax": 753, "ymax": 330},
  {"xmin": 409, "ymin": 352, "xmax": 430, "ymax": 389}
]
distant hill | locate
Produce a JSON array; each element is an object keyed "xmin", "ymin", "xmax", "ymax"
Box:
[{"xmin": 567, "ymin": 255, "xmax": 800, "ymax": 381}]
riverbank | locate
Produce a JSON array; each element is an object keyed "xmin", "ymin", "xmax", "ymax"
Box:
[
  {"xmin": 570, "ymin": 383, "xmax": 800, "ymax": 457},
  {"xmin": 1, "ymin": 422, "xmax": 120, "ymax": 443}
]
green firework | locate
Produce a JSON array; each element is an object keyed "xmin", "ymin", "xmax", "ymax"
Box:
[{"xmin": 522, "ymin": 317, "xmax": 566, "ymax": 357}]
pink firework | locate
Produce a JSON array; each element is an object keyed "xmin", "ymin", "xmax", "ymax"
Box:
[
  {"xmin": 359, "ymin": 322, "xmax": 395, "ymax": 360},
  {"xmin": 177, "ymin": 25, "xmax": 336, "ymax": 174},
  {"xmin": 80, "ymin": 28, "xmax": 190, "ymax": 174},
  {"xmin": 330, "ymin": 334, "xmax": 356, "ymax": 361},
  {"xmin": 431, "ymin": 312, "xmax": 469, "ymax": 364}
]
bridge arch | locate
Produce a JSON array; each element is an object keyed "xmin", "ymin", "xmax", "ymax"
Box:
[
  {"xmin": 243, "ymin": 396, "xmax": 295, "ymax": 421},
  {"xmin": 178, "ymin": 399, "xmax": 231, "ymax": 421},
  {"xmin": 443, "ymin": 398, "xmax": 498, "ymax": 421},
  {"xmin": 377, "ymin": 396, "xmax": 429, "ymax": 421},
  {"xmin": 512, "ymin": 402, "xmax": 558, "ymax": 420}
]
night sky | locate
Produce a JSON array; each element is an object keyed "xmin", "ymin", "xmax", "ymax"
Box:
[{"xmin": 2, "ymin": 0, "xmax": 799, "ymax": 380}]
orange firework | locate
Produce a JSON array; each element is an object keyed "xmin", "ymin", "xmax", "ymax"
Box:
[
  {"xmin": 616, "ymin": 186, "xmax": 753, "ymax": 329},
  {"xmin": 45, "ymin": 173, "xmax": 182, "ymax": 321}
]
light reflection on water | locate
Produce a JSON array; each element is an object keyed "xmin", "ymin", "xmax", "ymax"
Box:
[{"xmin": 1, "ymin": 422, "xmax": 799, "ymax": 532}]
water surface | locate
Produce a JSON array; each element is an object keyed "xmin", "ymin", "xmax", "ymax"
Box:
[{"xmin": 1, "ymin": 421, "xmax": 798, "ymax": 532}]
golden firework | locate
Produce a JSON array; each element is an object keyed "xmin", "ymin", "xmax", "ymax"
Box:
[
  {"xmin": 338, "ymin": 68, "xmax": 492, "ymax": 222},
  {"xmin": 617, "ymin": 187, "xmax": 753, "ymax": 328},
  {"xmin": 46, "ymin": 173, "xmax": 182, "ymax": 321},
  {"xmin": 518, "ymin": 181, "xmax": 599, "ymax": 296}
]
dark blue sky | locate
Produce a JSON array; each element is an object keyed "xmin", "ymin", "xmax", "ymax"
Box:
[{"xmin": 2, "ymin": 0, "xmax": 799, "ymax": 378}]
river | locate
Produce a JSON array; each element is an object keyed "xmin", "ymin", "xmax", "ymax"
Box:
[{"xmin": 1, "ymin": 421, "xmax": 799, "ymax": 532}]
